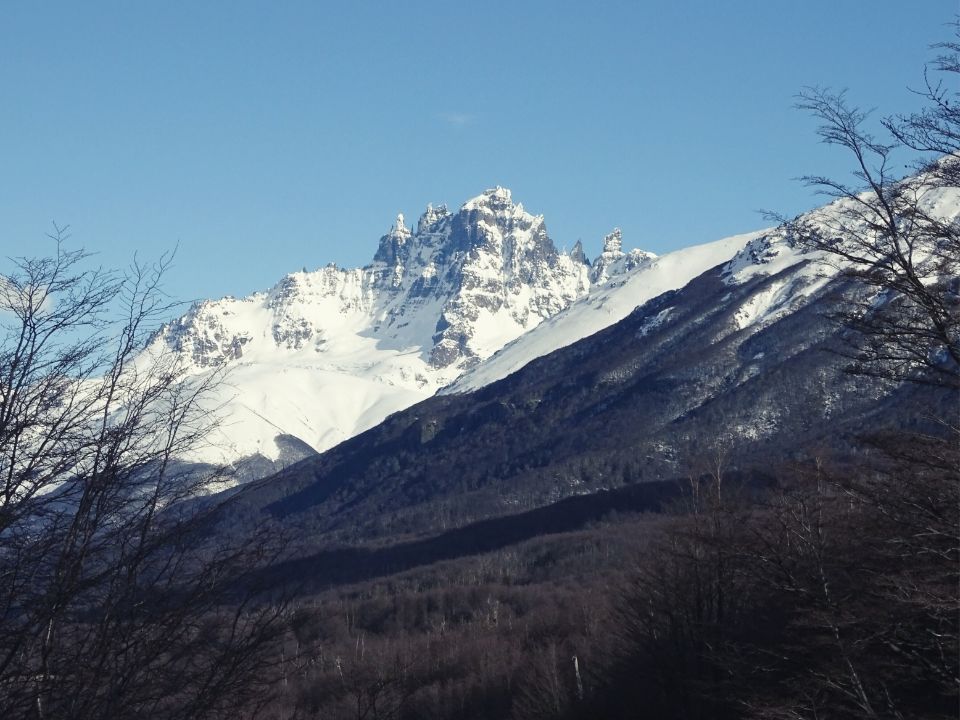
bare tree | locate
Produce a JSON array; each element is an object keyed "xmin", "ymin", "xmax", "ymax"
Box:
[
  {"xmin": 885, "ymin": 26, "xmax": 960, "ymax": 186},
  {"xmin": 782, "ymin": 33, "xmax": 959, "ymax": 389},
  {"xmin": 745, "ymin": 34, "xmax": 960, "ymax": 717},
  {"xmin": 0, "ymin": 230, "xmax": 287, "ymax": 720}
]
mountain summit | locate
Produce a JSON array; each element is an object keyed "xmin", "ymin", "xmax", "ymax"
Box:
[
  {"xmin": 148, "ymin": 188, "xmax": 654, "ymax": 475},
  {"xmin": 366, "ymin": 185, "xmax": 599, "ymax": 369}
]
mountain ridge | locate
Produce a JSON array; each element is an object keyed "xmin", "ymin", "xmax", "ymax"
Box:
[
  {"xmin": 146, "ymin": 182, "xmax": 959, "ymax": 485},
  {"xmin": 210, "ymin": 181, "xmax": 958, "ymax": 550},
  {"xmin": 147, "ymin": 187, "xmax": 657, "ymax": 473}
]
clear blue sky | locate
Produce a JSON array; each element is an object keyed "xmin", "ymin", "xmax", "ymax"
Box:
[{"xmin": 1, "ymin": 1, "xmax": 955, "ymax": 304}]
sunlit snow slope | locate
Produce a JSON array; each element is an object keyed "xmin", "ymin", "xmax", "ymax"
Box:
[{"xmin": 446, "ymin": 230, "xmax": 766, "ymax": 393}]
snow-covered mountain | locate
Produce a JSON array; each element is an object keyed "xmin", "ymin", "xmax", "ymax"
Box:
[
  {"xmin": 223, "ymin": 183, "xmax": 960, "ymax": 546},
  {"xmin": 151, "ymin": 179, "xmax": 960, "ymax": 482},
  {"xmin": 148, "ymin": 187, "xmax": 655, "ymax": 472}
]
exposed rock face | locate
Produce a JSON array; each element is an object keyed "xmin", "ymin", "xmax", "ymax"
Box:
[
  {"xmin": 417, "ymin": 187, "xmax": 592, "ymax": 368},
  {"xmin": 158, "ymin": 303, "xmax": 253, "ymax": 367},
  {"xmin": 590, "ymin": 228, "xmax": 655, "ymax": 284},
  {"xmin": 570, "ymin": 239, "xmax": 590, "ymax": 266}
]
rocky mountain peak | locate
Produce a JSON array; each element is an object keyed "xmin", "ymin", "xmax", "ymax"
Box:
[
  {"xmin": 373, "ymin": 212, "xmax": 413, "ymax": 266},
  {"xmin": 417, "ymin": 203, "xmax": 450, "ymax": 234},
  {"xmin": 590, "ymin": 228, "xmax": 653, "ymax": 284},
  {"xmin": 145, "ymin": 187, "xmax": 660, "ymax": 476},
  {"xmin": 422, "ymin": 188, "xmax": 589, "ymax": 370},
  {"xmin": 153, "ymin": 189, "xmax": 658, "ymax": 380},
  {"xmin": 570, "ymin": 239, "xmax": 590, "ymax": 266},
  {"xmin": 392, "ymin": 213, "xmax": 410, "ymax": 237},
  {"xmin": 449, "ymin": 187, "xmax": 549, "ymax": 256},
  {"xmin": 602, "ymin": 228, "xmax": 623, "ymax": 255},
  {"xmin": 462, "ymin": 185, "xmax": 515, "ymax": 212}
]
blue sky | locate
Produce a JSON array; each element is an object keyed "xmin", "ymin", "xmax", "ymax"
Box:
[{"xmin": 1, "ymin": 1, "xmax": 955, "ymax": 304}]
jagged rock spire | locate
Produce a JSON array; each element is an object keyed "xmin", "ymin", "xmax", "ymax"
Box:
[
  {"xmin": 602, "ymin": 228, "xmax": 623, "ymax": 255},
  {"xmin": 374, "ymin": 212, "xmax": 411, "ymax": 265},
  {"xmin": 393, "ymin": 213, "xmax": 410, "ymax": 236},
  {"xmin": 590, "ymin": 227, "xmax": 654, "ymax": 285},
  {"xmin": 417, "ymin": 203, "xmax": 450, "ymax": 234},
  {"xmin": 570, "ymin": 239, "xmax": 590, "ymax": 265}
]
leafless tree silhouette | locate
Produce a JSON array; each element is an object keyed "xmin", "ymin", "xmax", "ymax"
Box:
[
  {"xmin": 0, "ymin": 230, "xmax": 287, "ymax": 720},
  {"xmin": 782, "ymin": 31, "xmax": 959, "ymax": 388}
]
